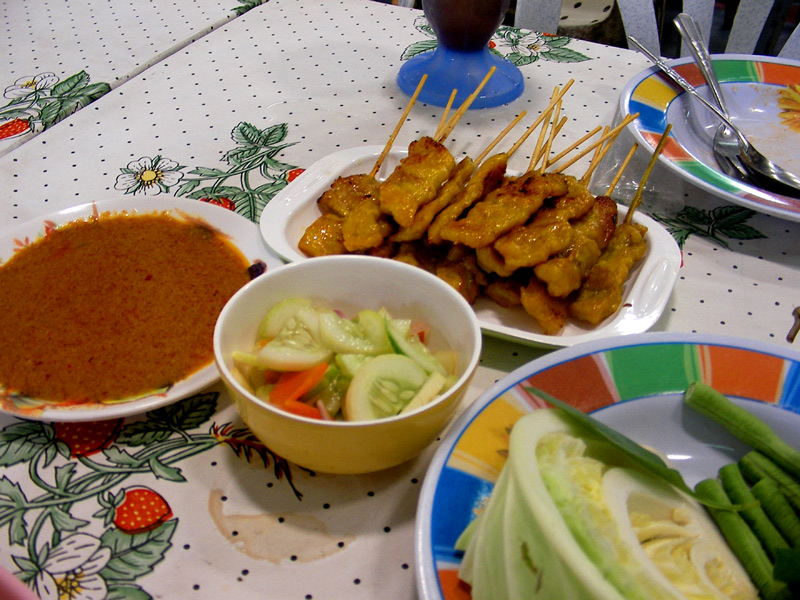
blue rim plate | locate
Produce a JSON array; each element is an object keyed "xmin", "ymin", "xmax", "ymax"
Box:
[
  {"xmin": 620, "ymin": 54, "xmax": 800, "ymax": 222},
  {"xmin": 415, "ymin": 331, "xmax": 800, "ymax": 600}
]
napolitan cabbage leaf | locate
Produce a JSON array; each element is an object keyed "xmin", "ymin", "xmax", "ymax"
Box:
[{"xmin": 526, "ymin": 388, "xmax": 744, "ymax": 511}]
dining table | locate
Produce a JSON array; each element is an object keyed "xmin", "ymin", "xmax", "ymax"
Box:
[{"xmin": 0, "ymin": 0, "xmax": 798, "ymax": 599}]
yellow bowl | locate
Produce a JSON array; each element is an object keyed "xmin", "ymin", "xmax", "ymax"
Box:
[{"xmin": 214, "ymin": 255, "xmax": 482, "ymax": 474}]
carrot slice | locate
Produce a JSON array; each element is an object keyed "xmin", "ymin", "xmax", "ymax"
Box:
[
  {"xmin": 284, "ymin": 399, "xmax": 322, "ymax": 419},
  {"xmin": 270, "ymin": 362, "xmax": 329, "ymax": 407}
]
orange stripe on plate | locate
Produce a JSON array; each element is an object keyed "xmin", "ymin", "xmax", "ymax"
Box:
[
  {"xmin": 439, "ymin": 569, "xmax": 472, "ymax": 600},
  {"xmin": 641, "ymin": 131, "xmax": 691, "ymax": 160},
  {"xmin": 759, "ymin": 62, "xmax": 800, "ymax": 86},
  {"xmin": 700, "ymin": 345, "xmax": 784, "ymax": 403}
]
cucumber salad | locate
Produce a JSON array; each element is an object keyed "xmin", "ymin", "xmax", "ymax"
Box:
[{"xmin": 232, "ymin": 297, "xmax": 458, "ymax": 421}]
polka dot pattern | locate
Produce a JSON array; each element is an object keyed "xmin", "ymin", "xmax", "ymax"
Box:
[{"xmin": 0, "ymin": 0, "xmax": 799, "ymax": 597}]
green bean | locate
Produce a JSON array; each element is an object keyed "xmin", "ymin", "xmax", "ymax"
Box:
[
  {"xmin": 719, "ymin": 463, "xmax": 789, "ymax": 560},
  {"xmin": 751, "ymin": 478, "xmax": 800, "ymax": 548},
  {"xmin": 740, "ymin": 451, "xmax": 800, "ymax": 513},
  {"xmin": 684, "ymin": 382, "xmax": 800, "ymax": 480},
  {"xmin": 695, "ymin": 478, "xmax": 791, "ymax": 600}
]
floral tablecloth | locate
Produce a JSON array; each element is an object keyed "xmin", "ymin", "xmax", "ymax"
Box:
[
  {"xmin": 0, "ymin": 0, "xmax": 265, "ymax": 156},
  {"xmin": 1, "ymin": 0, "xmax": 798, "ymax": 599}
]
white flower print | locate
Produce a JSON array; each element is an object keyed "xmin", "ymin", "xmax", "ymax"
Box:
[
  {"xmin": 115, "ymin": 155, "xmax": 185, "ymax": 195},
  {"xmin": 33, "ymin": 533, "xmax": 111, "ymax": 600},
  {"xmin": 4, "ymin": 73, "xmax": 59, "ymax": 99}
]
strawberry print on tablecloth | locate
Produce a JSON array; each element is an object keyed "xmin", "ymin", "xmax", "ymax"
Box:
[{"xmin": 0, "ymin": 393, "xmax": 302, "ymax": 600}]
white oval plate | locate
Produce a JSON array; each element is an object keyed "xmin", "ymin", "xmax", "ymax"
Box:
[
  {"xmin": 0, "ymin": 197, "xmax": 284, "ymax": 422},
  {"xmin": 620, "ymin": 54, "xmax": 800, "ymax": 222},
  {"xmin": 415, "ymin": 332, "xmax": 800, "ymax": 600},
  {"xmin": 259, "ymin": 146, "xmax": 681, "ymax": 348}
]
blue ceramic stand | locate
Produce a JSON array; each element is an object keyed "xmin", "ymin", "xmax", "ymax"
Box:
[{"xmin": 397, "ymin": 45, "xmax": 524, "ymax": 109}]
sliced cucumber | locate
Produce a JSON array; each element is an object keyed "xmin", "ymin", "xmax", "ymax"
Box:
[
  {"xmin": 335, "ymin": 353, "xmax": 371, "ymax": 378},
  {"xmin": 399, "ymin": 371, "xmax": 447, "ymax": 415},
  {"xmin": 256, "ymin": 308, "xmax": 332, "ymax": 371},
  {"xmin": 319, "ymin": 309, "xmax": 390, "ymax": 355},
  {"xmin": 343, "ymin": 354, "xmax": 427, "ymax": 421},
  {"xmin": 258, "ymin": 297, "xmax": 312, "ymax": 339},
  {"xmin": 386, "ymin": 319, "xmax": 446, "ymax": 376},
  {"xmin": 356, "ymin": 310, "xmax": 393, "ymax": 355}
]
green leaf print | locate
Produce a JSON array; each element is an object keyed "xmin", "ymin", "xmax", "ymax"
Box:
[{"xmin": 99, "ymin": 520, "xmax": 176, "ymax": 582}]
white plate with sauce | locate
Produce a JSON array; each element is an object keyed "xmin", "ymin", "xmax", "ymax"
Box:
[
  {"xmin": 259, "ymin": 145, "xmax": 682, "ymax": 348},
  {"xmin": 0, "ymin": 197, "xmax": 284, "ymax": 422}
]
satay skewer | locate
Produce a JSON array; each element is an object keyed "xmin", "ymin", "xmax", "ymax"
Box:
[
  {"xmin": 551, "ymin": 112, "xmax": 639, "ymax": 174},
  {"xmin": 507, "ymin": 79, "xmax": 575, "ymax": 159},
  {"xmin": 436, "ymin": 66, "xmax": 497, "ymax": 143},
  {"xmin": 580, "ymin": 126, "xmax": 614, "ymax": 185},
  {"xmin": 547, "ymin": 125, "xmax": 603, "ymax": 169},
  {"xmin": 434, "ymin": 89, "xmax": 459, "ymax": 141},
  {"xmin": 370, "ymin": 74, "xmax": 428, "ymax": 177},
  {"xmin": 605, "ymin": 143, "xmax": 638, "ymax": 196},
  {"xmin": 624, "ymin": 124, "xmax": 671, "ymax": 223},
  {"xmin": 474, "ymin": 110, "xmax": 528, "ymax": 163}
]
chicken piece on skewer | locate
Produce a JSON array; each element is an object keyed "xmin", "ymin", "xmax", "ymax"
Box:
[
  {"xmin": 569, "ymin": 221, "xmax": 648, "ymax": 325},
  {"xmin": 317, "ymin": 174, "xmax": 381, "ymax": 217},
  {"xmin": 391, "ymin": 157, "xmax": 475, "ymax": 243},
  {"xmin": 341, "ymin": 196, "xmax": 395, "ymax": 252},
  {"xmin": 520, "ymin": 276, "xmax": 569, "ymax": 335},
  {"xmin": 378, "ymin": 136, "xmax": 456, "ymax": 228},
  {"xmin": 478, "ymin": 175, "xmax": 595, "ymax": 274},
  {"xmin": 427, "ymin": 153, "xmax": 508, "ymax": 244},
  {"xmin": 299, "ymin": 213, "xmax": 347, "ymax": 257},
  {"xmin": 484, "ymin": 275, "xmax": 523, "ymax": 308},
  {"xmin": 533, "ymin": 195, "xmax": 618, "ymax": 297},
  {"xmin": 439, "ymin": 172, "xmax": 570, "ymax": 249},
  {"xmin": 434, "ymin": 245, "xmax": 488, "ymax": 304}
]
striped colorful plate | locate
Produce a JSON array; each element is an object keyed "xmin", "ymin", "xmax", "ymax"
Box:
[
  {"xmin": 620, "ymin": 55, "xmax": 800, "ymax": 222},
  {"xmin": 415, "ymin": 332, "xmax": 800, "ymax": 600}
]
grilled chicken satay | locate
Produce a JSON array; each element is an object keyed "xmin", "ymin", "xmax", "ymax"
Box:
[
  {"xmin": 317, "ymin": 174, "xmax": 381, "ymax": 216},
  {"xmin": 533, "ymin": 195, "xmax": 618, "ymax": 297},
  {"xmin": 434, "ymin": 245, "xmax": 487, "ymax": 304},
  {"xmin": 569, "ymin": 221, "xmax": 648, "ymax": 325},
  {"xmin": 490, "ymin": 175, "xmax": 596, "ymax": 272},
  {"xmin": 299, "ymin": 213, "xmax": 347, "ymax": 257},
  {"xmin": 390, "ymin": 157, "xmax": 475, "ymax": 243},
  {"xmin": 379, "ymin": 136, "xmax": 455, "ymax": 228},
  {"xmin": 520, "ymin": 276, "xmax": 569, "ymax": 335},
  {"xmin": 440, "ymin": 172, "xmax": 569, "ymax": 249},
  {"xmin": 428, "ymin": 153, "xmax": 507, "ymax": 244},
  {"xmin": 341, "ymin": 196, "xmax": 395, "ymax": 252}
]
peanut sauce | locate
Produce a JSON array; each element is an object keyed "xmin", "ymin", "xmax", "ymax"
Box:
[{"xmin": 0, "ymin": 212, "xmax": 251, "ymax": 404}]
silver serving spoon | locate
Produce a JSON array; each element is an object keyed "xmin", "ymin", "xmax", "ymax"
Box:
[
  {"xmin": 628, "ymin": 35, "xmax": 800, "ymax": 197},
  {"xmin": 673, "ymin": 13, "xmax": 750, "ymax": 181}
]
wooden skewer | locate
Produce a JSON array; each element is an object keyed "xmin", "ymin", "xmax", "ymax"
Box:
[
  {"xmin": 539, "ymin": 114, "xmax": 567, "ymax": 174},
  {"xmin": 605, "ymin": 143, "xmax": 638, "ymax": 196},
  {"xmin": 580, "ymin": 126, "xmax": 611, "ymax": 185},
  {"xmin": 531, "ymin": 95, "xmax": 566, "ymax": 172},
  {"xmin": 475, "ymin": 111, "xmax": 527, "ymax": 164},
  {"xmin": 437, "ymin": 66, "xmax": 497, "ymax": 143},
  {"xmin": 527, "ymin": 88, "xmax": 562, "ymax": 171},
  {"xmin": 551, "ymin": 112, "xmax": 639, "ymax": 174},
  {"xmin": 370, "ymin": 74, "xmax": 428, "ymax": 177},
  {"xmin": 624, "ymin": 124, "xmax": 671, "ymax": 224},
  {"xmin": 503, "ymin": 79, "xmax": 575, "ymax": 162},
  {"xmin": 434, "ymin": 89, "xmax": 458, "ymax": 141},
  {"xmin": 546, "ymin": 125, "xmax": 603, "ymax": 168}
]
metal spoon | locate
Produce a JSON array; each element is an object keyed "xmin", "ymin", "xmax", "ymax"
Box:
[
  {"xmin": 628, "ymin": 35, "xmax": 800, "ymax": 197},
  {"xmin": 673, "ymin": 13, "xmax": 751, "ymax": 181}
]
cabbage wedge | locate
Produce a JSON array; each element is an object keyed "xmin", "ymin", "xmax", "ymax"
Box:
[{"xmin": 456, "ymin": 409, "xmax": 758, "ymax": 600}]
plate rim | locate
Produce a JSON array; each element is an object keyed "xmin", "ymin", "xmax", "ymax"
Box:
[
  {"xmin": 0, "ymin": 196, "xmax": 284, "ymax": 422},
  {"xmin": 619, "ymin": 53, "xmax": 800, "ymax": 222},
  {"xmin": 259, "ymin": 146, "xmax": 682, "ymax": 349},
  {"xmin": 414, "ymin": 331, "xmax": 800, "ymax": 600}
]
